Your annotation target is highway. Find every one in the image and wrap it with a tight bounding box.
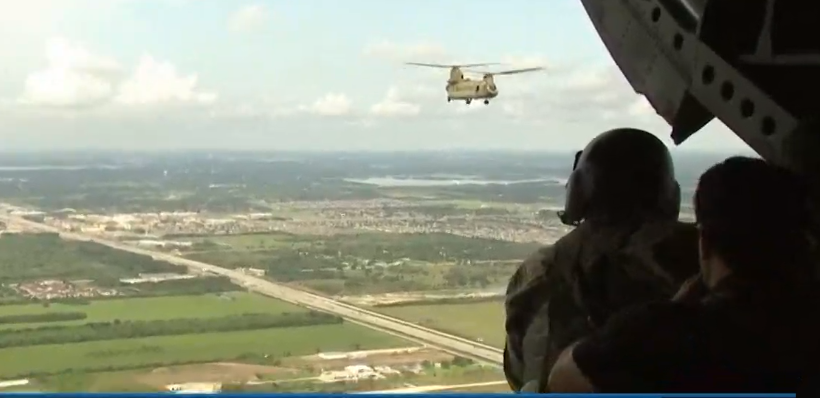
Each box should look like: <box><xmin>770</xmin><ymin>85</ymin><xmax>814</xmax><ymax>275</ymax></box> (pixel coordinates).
<box><xmin>1</xmin><ymin>215</ymin><xmax>504</xmax><ymax>366</ymax></box>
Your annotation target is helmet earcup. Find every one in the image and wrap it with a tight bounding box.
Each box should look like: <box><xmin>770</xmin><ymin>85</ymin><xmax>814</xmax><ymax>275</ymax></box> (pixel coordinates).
<box><xmin>561</xmin><ymin>168</ymin><xmax>591</xmax><ymax>226</ymax></box>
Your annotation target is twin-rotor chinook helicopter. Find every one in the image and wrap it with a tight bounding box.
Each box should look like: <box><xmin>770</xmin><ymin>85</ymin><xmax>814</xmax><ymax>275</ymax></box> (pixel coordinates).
<box><xmin>406</xmin><ymin>62</ymin><xmax>545</xmax><ymax>105</ymax></box>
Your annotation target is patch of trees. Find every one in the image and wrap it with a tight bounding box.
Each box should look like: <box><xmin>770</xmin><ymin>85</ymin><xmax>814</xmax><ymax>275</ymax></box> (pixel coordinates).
<box><xmin>126</xmin><ymin>276</ymin><xmax>242</xmax><ymax>296</ymax></box>
<box><xmin>0</xmin><ymin>311</ymin><xmax>341</xmax><ymax>349</ymax></box>
<box><xmin>186</xmin><ymin>250</ymin><xmax>342</xmax><ymax>283</ymax></box>
<box><xmin>0</xmin><ymin>233</ymin><xmax>186</xmax><ymax>284</ymax></box>
<box><xmin>0</xmin><ymin>311</ymin><xmax>87</xmax><ymax>325</ymax></box>
<box><xmin>373</xmin><ymin>296</ymin><xmax>503</xmax><ymax>308</ymax></box>
<box><xmin>317</xmin><ymin>233</ymin><xmax>540</xmax><ymax>263</ymax></box>
<box><xmin>186</xmin><ymin>232</ymin><xmax>536</xmax><ymax>287</ymax></box>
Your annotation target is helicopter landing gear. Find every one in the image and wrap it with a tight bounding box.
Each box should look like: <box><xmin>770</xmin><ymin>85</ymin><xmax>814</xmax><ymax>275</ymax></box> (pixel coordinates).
<box><xmin>466</xmin><ymin>99</ymin><xmax>472</xmax><ymax>105</ymax></box>
<box><xmin>484</xmin><ymin>100</ymin><xmax>489</xmax><ymax>105</ymax></box>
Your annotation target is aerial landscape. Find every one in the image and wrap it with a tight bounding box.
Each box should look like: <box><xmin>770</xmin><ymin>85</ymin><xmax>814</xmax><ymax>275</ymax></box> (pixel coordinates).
<box><xmin>0</xmin><ymin>0</ymin><xmax>753</xmax><ymax>393</ymax></box>
<box><xmin>0</xmin><ymin>150</ymin><xmax>722</xmax><ymax>392</ymax></box>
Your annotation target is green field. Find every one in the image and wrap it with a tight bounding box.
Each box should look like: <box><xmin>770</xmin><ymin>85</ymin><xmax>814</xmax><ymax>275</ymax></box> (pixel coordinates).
<box><xmin>0</xmin><ymin>292</ymin><xmax>303</xmax><ymax>329</ymax></box>
<box><xmin>380</xmin><ymin>300</ymin><xmax>505</xmax><ymax>348</ymax></box>
<box><xmin>0</xmin><ymin>323</ymin><xmax>406</xmax><ymax>378</ymax></box>
<box><xmin>188</xmin><ymin>232</ymin><xmax>311</xmax><ymax>251</ymax></box>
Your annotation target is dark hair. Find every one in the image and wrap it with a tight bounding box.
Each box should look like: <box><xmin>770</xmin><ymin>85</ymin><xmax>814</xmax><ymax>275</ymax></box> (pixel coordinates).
<box><xmin>694</xmin><ymin>156</ymin><xmax>812</xmax><ymax>278</ymax></box>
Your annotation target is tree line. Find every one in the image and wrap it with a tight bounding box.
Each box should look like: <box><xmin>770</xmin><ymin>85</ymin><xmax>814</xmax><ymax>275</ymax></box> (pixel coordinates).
<box><xmin>0</xmin><ymin>311</ymin><xmax>341</xmax><ymax>349</ymax></box>
<box><xmin>0</xmin><ymin>233</ymin><xmax>186</xmax><ymax>284</ymax></box>
<box><xmin>0</xmin><ymin>312</ymin><xmax>87</xmax><ymax>325</ymax></box>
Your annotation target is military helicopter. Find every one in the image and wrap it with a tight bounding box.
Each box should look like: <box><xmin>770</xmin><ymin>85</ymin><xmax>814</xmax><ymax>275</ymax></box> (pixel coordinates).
<box><xmin>405</xmin><ymin>62</ymin><xmax>545</xmax><ymax>105</ymax></box>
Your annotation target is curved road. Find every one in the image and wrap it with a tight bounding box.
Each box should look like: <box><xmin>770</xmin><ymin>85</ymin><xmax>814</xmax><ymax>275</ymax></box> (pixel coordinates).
<box><xmin>3</xmin><ymin>216</ymin><xmax>504</xmax><ymax>365</ymax></box>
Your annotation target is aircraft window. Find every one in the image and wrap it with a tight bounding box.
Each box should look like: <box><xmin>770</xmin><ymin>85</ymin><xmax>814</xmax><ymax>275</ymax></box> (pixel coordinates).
<box><xmin>761</xmin><ymin>117</ymin><xmax>776</xmax><ymax>136</ymax></box>
<box><xmin>720</xmin><ymin>82</ymin><xmax>735</xmax><ymax>101</ymax></box>
<box><xmin>651</xmin><ymin>7</ymin><xmax>661</xmax><ymax>22</ymax></box>
<box><xmin>702</xmin><ymin>66</ymin><xmax>715</xmax><ymax>84</ymax></box>
<box><xmin>740</xmin><ymin>99</ymin><xmax>755</xmax><ymax>118</ymax></box>
<box><xmin>673</xmin><ymin>34</ymin><xmax>683</xmax><ymax>50</ymax></box>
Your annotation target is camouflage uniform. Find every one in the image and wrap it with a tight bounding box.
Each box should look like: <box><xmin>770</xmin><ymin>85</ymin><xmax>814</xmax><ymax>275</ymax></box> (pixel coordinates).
<box><xmin>503</xmin><ymin>218</ymin><xmax>700</xmax><ymax>392</ymax></box>
<box><xmin>503</xmin><ymin>128</ymin><xmax>700</xmax><ymax>392</ymax></box>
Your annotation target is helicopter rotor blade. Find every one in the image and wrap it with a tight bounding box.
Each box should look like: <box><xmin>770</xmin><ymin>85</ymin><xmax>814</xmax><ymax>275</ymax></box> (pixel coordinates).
<box><xmin>466</xmin><ymin>66</ymin><xmax>546</xmax><ymax>76</ymax></box>
<box><xmin>405</xmin><ymin>62</ymin><xmax>500</xmax><ymax>69</ymax></box>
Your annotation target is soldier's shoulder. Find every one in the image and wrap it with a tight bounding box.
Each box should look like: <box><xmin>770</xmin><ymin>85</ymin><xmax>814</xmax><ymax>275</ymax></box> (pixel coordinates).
<box><xmin>506</xmin><ymin>243</ymin><xmax>559</xmax><ymax>300</ymax></box>
<box><xmin>651</xmin><ymin>221</ymin><xmax>700</xmax><ymax>282</ymax></box>
<box><xmin>518</xmin><ymin>245</ymin><xmax>557</xmax><ymax>278</ymax></box>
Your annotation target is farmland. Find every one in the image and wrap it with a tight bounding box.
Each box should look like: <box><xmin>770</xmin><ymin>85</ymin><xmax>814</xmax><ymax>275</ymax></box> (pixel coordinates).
<box><xmin>0</xmin><ymin>233</ymin><xmax>414</xmax><ymax>390</ymax></box>
<box><xmin>0</xmin><ymin>323</ymin><xmax>405</xmax><ymax>378</ymax></box>
<box><xmin>0</xmin><ymin>293</ymin><xmax>303</xmax><ymax>329</ymax></box>
<box><xmin>378</xmin><ymin>299</ymin><xmax>506</xmax><ymax>348</ymax></box>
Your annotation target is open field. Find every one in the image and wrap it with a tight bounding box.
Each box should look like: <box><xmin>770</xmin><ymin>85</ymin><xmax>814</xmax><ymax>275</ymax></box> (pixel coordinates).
<box><xmin>0</xmin><ymin>292</ymin><xmax>303</xmax><ymax>329</ymax></box>
<box><xmin>0</xmin><ymin>323</ymin><xmax>407</xmax><ymax>378</ymax></box>
<box><xmin>187</xmin><ymin>232</ymin><xmax>312</xmax><ymax>252</ymax></box>
<box><xmin>379</xmin><ymin>300</ymin><xmax>505</xmax><ymax>348</ymax></box>
<box><xmin>236</xmin><ymin>362</ymin><xmax>508</xmax><ymax>393</ymax></box>
<box><xmin>34</xmin><ymin>347</ymin><xmax>494</xmax><ymax>392</ymax></box>
<box><xmin>38</xmin><ymin>363</ymin><xmax>299</xmax><ymax>392</ymax></box>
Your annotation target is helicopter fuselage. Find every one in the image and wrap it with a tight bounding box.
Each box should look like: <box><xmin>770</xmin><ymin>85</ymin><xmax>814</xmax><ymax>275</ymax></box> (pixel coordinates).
<box><xmin>445</xmin><ymin>78</ymin><xmax>498</xmax><ymax>105</ymax></box>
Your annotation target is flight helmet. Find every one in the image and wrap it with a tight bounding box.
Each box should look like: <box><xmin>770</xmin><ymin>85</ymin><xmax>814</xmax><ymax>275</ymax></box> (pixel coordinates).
<box><xmin>559</xmin><ymin>128</ymin><xmax>681</xmax><ymax>226</ymax></box>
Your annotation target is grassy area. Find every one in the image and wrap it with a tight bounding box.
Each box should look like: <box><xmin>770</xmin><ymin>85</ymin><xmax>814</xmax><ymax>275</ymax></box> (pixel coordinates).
<box><xmin>379</xmin><ymin>300</ymin><xmax>505</xmax><ymax>348</ymax></box>
<box><xmin>39</xmin><ymin>371</ymin><xmax>156</xmax><ymax>393</ymax></box>
<box><xmin>0</xmin><ymin>323</ymin><xmax>407</xmax><ymax>378</ymax></box>
<box><xmin>0</xmin><ymin>292</ymin><xmax>303</xmax><ymax>329</ymax></box>
<box><xmin>188</xmin><ymin>232</ymin><xmax>311</xmax><ymax>251</ymax></box>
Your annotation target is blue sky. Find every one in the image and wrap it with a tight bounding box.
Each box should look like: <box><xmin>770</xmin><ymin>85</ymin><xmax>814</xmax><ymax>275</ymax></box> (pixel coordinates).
<box><xmin>0</xmin><ymin>0</ymin><xmax>752</xmax><ymax>153</ymax></box>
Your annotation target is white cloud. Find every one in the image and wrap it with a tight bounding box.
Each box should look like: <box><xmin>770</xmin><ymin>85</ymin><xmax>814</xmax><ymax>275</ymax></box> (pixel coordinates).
<box><xmin>115</xmin><ymin>55</ymin><xmax>217</xmax><ymax>106</ymax></box>
<box><xmin>19</xmin><ymin>38</ymin><xmax>122</xmax><ymax>108</ymax></box>
<box><xmin>370</xmin><ymin>87</ymin><xmax>421</xmax><ymax>117</ymax></box>
<box><xmin>227</xmin><ymin>4</ymin><xmax>269</xmax><ymax>33</ymax></box>
<box><xmin>363</xmin><ymin>39</ymin><xmax>447</xmax><ymax>61</ymax></box>
<box><xmin>303</xmin><ymin>93</ymin><xmax>352</xmax><ymax>116</ymax></box>
<box><xmin>17</xmin><ymin>38</ymin><xmax>217</xmax><ymax>109</ymax></box>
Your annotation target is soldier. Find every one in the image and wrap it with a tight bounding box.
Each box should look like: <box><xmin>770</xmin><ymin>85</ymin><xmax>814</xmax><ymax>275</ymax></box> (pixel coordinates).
<box><xmin>504</xmin><ymin>128</ymin><xmax>700</xmax><ymax>392</ymax></box>
<box><xmin>547</xmin><ymin>156</ymin><xmax>820</xmax><ymax>392</ymax></box>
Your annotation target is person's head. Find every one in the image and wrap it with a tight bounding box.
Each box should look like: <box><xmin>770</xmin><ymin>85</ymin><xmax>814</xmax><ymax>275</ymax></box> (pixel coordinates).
<box><xmin>694</xmin><ymin>156</ymin><xmax>812</xmax><ymax>286</ymax></box>
<box><xmin>560</xmin><ymin>128</ymin><xmax>680</xmax><ymax>226</ymax></box>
